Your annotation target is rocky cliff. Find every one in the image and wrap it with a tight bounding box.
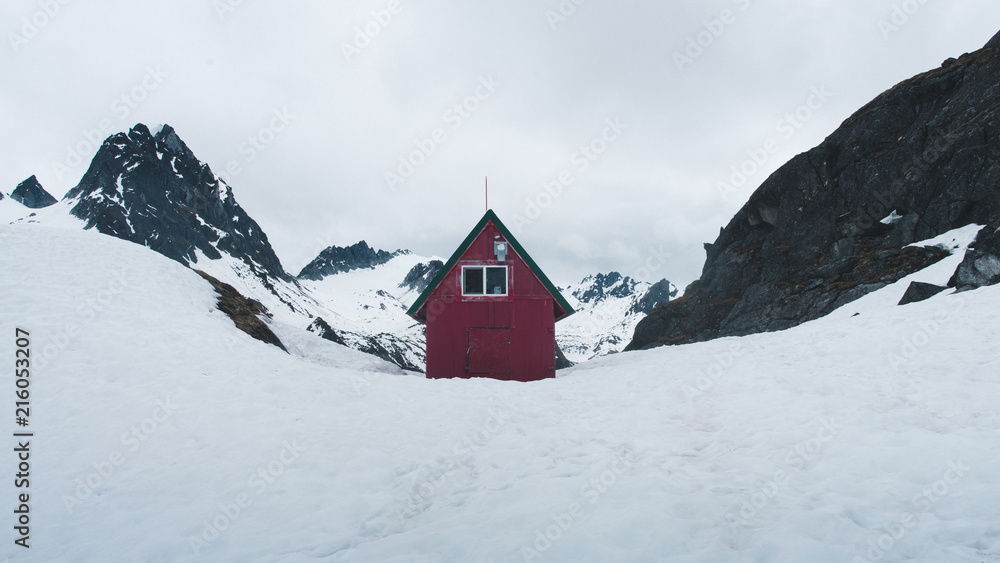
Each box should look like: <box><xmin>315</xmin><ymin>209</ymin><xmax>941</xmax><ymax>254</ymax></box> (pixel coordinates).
<box><xmin>629</xmin><ymin>31</ymin><xmax>1000</xmax><ymax>350</ymax></box>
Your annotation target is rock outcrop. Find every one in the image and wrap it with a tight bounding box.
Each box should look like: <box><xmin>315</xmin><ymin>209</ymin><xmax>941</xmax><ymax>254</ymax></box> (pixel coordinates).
<box><xmin>194</xmin><ymin>269</ymin><xmax>287</xmax><ymax>352</ymax></box>
<box><xmin>949</xmin><ymin>224</ymin><xmax>1000</xmax><ymax>291</ymax></box>
<box><xmin>629</xmin><ymin>33</ymin><xmax>1000</xmax><ymax>350</ymax></box>
<box><xmin>11</xmin><ymin>175</ymin><xmax>57</xmax><ymax>208</ymax></box>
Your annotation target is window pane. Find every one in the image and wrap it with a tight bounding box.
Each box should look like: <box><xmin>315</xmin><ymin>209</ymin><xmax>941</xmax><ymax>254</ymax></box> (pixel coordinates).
<box><xmin>463</xmin><ymin>267</ymin><xmax>484</xmax><ymax>295</ymax></box>
<box><xmin>486</xmin><ymin>267</ymin><xmax>507</xmax><ymax>295</ymax></box>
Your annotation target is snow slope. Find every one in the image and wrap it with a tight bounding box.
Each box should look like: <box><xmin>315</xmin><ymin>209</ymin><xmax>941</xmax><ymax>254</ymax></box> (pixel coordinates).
<box><xmin>2</xmin><ymin>222</ymin><xmax>999</xmax><ymax>562</ymax></box>
<box><xmin>0</xmin><ymin>196</ymin><xmax>36</xmax><ymax>224</ymax></box>
<box><xmin>297</xmin><ymin>252</ymin><xmax>440</xmax><ymax>370</ymax></box>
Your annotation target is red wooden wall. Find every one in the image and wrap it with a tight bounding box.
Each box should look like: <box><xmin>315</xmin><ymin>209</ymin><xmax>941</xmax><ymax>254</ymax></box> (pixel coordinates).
<box><xmin>424</xmin><ymin>222</ymin><xmax>556</xmax><ymax>382</ymax></box>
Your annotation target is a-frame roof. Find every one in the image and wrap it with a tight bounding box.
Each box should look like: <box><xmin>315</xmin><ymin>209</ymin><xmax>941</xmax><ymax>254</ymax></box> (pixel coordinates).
<box><xmin>406</xmin><ymin>209</ymin><xmax>575</xmax><ymax>322</ymax></box>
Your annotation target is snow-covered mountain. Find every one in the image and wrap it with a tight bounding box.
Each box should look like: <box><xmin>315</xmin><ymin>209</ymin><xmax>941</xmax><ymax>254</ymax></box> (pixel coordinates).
<box><xmin>4</xmin><ymin>124</ymin><xmax>436</xmax><ymax>371</ymax></box>
<box><xmin>298</xmin><ymin>241</ymin><xmax>410</xmax><ymax>280</ymax></box>
<box><xmin>65</xmin><ymin>124</ymin><xmax>289</xmax><ymax>281</ymax></box>
<box><xmin>297</xmin><ymin>251</ymin><xmax>680</xmax><ymax>368</ymax></box>
<box><xmin>3</xmin><ymin>123</ymin><xmax>679</xmax><ymax>372</ymax></box>
<box><xmin>46</xmin><ymin>123</ymin><xmax>324</xmax><ymax>326</ymax></box>
<box><xmin>4</xmin><ymin>218</ymin><xmax>999</xmax><ymax>561</ymax></box>
<box><xmin>557</xmin><ymin>272</ymin><xmax>678</xmax><ymax>363</ymax></box>
<box><xmin>297</xmin><ymin>249</ymin><xmax>445</xmax><ymax>372</ymax></box>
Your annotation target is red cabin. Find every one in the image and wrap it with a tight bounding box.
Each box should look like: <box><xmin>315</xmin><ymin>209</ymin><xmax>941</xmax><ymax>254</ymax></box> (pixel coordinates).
<box><xmin>407</xmin><ymin>210</ymin><xmax>575</xmax><ymax>381</ymax></box>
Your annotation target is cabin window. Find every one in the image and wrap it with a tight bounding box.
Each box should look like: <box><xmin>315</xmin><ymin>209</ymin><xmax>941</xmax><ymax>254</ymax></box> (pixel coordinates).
<box><xmin>462</xmin><ymin>266</ymin><xmax>507</xmax><ymax>296</ymax></box>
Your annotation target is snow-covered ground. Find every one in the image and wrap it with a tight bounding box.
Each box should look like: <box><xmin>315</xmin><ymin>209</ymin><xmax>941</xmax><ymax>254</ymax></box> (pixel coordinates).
<box><xmin>2</xmin><ymin>222</ymin><xmax>999</xmax><ymax>562</ymax></box>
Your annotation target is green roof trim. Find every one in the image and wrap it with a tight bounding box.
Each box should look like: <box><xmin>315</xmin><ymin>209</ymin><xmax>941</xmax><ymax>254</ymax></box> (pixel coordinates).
<box><xmin>406</xmin><ymin>209</ymin><xmax>575</xmax><ymax>322</ymax></box>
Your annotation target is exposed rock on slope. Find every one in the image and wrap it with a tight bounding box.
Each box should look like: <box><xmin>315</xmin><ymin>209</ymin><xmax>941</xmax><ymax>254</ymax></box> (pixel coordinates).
<box><xmin>629</xmin><ymin>33</ymin><xmax>1000</xmax><ymax>350</ymax></box>
<box><xmin>11</xmin><ymin>175</ymin><xmax>57</xmax><ymax>208</ymax></box>
<box><xmin>898</xmin><ymin>281</ymin><xmax>947</xmax><ymax>306</ymax></box>
<box><xmin>193</xmin><ymin>269</ymin><xmax>287</xmax><ymax>352</ymax></box>
<box><xmin>949</xmin><ymin>223</ymin><xmax>1000</xmax><ymax>291</ymax></box>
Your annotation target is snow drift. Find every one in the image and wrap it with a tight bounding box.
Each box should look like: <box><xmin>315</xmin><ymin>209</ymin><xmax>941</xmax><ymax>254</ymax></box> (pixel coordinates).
<box><xmin>2</xmin><ymin>222</ymin><xmax>999</xmax><ymax>562</ymax></box>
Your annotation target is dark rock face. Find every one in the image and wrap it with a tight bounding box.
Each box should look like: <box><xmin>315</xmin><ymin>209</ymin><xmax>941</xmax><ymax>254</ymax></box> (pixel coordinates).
<box><xmin>400</xmin><ymin>260</ymin><xmax>444</xmax><ymax>293</ymax></box>
<box><xmin>306</xmin><ymin>317</ymin><xmax>347</xmax><ymax>346</ymax></box>
<box><xmin>898</xmin><ymin>281</ymin><xmax>948</xmax><ymax>305</ymax></box>
<box><xmin>298</xmin><ymin>241</ymin><xmax>407</xmax><ymax>281</ymax></box>
<box><xmin>11</xmin><ymin>176</ymin><xmax>57</xmax><ymax>208</ymax></box>
<box><xmin>949</xmin><ymin>224</ymin><xmax>1000</xmax><ymax>291</ymax></box>
<box><xmin>194</xmin><ymin>270</ymin><xmax>287</xmax><ymax>352</ymax></box>
<box><xmin>629</xmin><ymin>35</ymin><xmax>1000</xmax><ymax>350</ymax></box>
<box><xmin>555</xmin><ymin>342</ymin><xmax>574</xmax><ymax>370</ymax></box>
<box><xmin>65</xmin><ymin>124</ymin><xmax>290</xmax><ymax>281</ymax></box>
<box><xmin>630</xmin><ymin>278</ymin><xmax>678</xmax><ymax>315</ymax></box>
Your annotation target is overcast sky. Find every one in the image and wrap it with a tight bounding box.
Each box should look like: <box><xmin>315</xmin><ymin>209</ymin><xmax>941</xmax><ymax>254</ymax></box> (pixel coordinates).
<box><xmin>3</xmin><ymin>1</ymin><xmax>999</xmax><ymax>287</ymax></box>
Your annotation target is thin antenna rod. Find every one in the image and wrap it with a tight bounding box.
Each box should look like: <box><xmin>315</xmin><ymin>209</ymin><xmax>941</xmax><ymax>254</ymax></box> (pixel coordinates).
<box><xmin>485</xmin><ymin>176</ymin><xmax>488</xmax><ymax>212</ymax></box>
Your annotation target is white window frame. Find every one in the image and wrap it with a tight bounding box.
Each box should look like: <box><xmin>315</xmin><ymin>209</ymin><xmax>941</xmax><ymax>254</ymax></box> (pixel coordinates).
<box><xmin>462</xmin><ymin>265</ymin><xmax>508</xmax><ymax>296</ymax></box>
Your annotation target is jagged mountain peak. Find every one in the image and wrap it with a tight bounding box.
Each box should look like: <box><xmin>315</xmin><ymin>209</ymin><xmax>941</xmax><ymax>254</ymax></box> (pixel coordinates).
<box><xmin>571</xmin><ymin>271</ymin><xmax>641</xmax><ymax>304</ymax></box>
<box><xmin>298</xmin><ymin>240</ymin><xmax>409</xmax><ymax>281</ymax></box>
<box><xmin>63</xmin><ymin>123</ymin><xmax>289</xmax><ymax>281</ymax></box>
<box><xmin>11</xmin><ymin>175</ymin><xmax>57</xmax><ymax>209</ymax></box>
<box><xmin>557</xmin><ymin>272</ymin><xmax>677</xmax><ymax>363</ymax></box>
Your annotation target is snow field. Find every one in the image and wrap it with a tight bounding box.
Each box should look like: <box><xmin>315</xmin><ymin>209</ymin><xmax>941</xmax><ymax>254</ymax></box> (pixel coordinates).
<box><xmin>1</xmin><ymin>222</ymin><xmax>999</xmax><ymax>562</ymax></box>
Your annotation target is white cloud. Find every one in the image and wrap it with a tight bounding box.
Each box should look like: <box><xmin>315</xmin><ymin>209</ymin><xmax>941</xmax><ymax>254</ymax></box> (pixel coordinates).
<box><xmin>2</xmin><ymin>0</ymin><xmax>998</xmax><ymax>286</ymax></box>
